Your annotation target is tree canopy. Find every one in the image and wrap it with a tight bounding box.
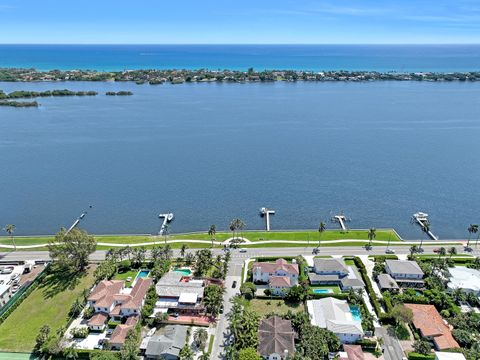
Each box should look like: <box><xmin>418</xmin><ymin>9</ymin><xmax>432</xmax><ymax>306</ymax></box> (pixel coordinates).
<box><xmin>48</xmin><ymin>228</ymin><xmax>96</xmax><ymax>272</ymax></box>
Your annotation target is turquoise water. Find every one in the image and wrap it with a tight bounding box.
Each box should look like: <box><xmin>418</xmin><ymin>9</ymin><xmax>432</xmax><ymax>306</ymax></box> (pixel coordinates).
<box><xmin>1</xmin><ymin>44</ymin><xmax>480</xmax><ymax>72</ymax></box>
<box><xmin>137</xmin><ymin>270</ymin><xmax>150</xmax><ymax>278</ymax></box>
<box><xmin>1</xmin><ymin>80</ymin><xmax>480</xmax><ymax>238</ymax></box>
<box><xmin>349</xmin><ymin>305</ymin><xmax>362</xmax><ymax>322</ymax></box>
<box><xmin>313</xmin><ymin>289</ymin><xmax>333</xmax><ymax>294</ymax></box>
<box><xmin>174</xmin><ymin>268</ymin><xmax>192</xmax><ymax>276</ymax></box>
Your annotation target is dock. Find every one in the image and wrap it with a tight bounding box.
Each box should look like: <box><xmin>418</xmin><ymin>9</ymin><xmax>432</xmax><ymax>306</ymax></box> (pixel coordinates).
<box><xmin>412</xmin><ymin>212</ymin><xmax>438</xmax><ymax>240</ymax></box>
<box><xmin>332</xmin><ymin>213</ymin><xmax>349</xmax><ymax>231</ymax></box>
<box><xmin>65</xmin><ymin>206</ymin><xmax>92</xmax><ymax>235</ymax></box>
<box><xmin>260</xmin><ymin>207</ymin><xmax>275</xmax><ymax>231</ymax></box>
<box><xmin>158</xmin><ymin>213</ymin><xmax>174</xmax><ymax>235</ymax></box>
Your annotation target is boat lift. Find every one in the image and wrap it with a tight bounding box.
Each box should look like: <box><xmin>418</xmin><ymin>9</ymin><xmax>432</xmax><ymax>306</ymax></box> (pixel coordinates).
<box><xmin>158</xmin><ymin>213</ymin><xmax>174</xmax><ymax>235</ymax></box>
<box><xmin>412</xmin><ymin>212</ymin><xmax>438</xmax><ymax>240</ymax></box>
<box><xmin>260</xmin><ymin>207</ymin><xmax>275</xmax><ymax>231</ymax></box>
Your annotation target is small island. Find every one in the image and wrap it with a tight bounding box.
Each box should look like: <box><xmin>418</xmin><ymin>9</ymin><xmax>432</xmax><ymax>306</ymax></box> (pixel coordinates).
<box><xmin>105</xmin><ymin>91</ymin><xmax>133</xmax><ymax>96</ymax></box>
<box><xmin>0</xmin><ymin>89</ymin><xmax>98</xmax><ymax>98</ymax></box>
<box><xmin>0</xmin><ymin>100</ymin><xmax>38</xmax><ymax>107</ymax></box>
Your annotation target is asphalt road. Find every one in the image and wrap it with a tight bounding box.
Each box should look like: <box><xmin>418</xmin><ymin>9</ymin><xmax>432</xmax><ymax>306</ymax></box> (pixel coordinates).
<box><xmin>0</xmin><ymin>243</ymin><xmax>474</xmax><ymax>262</ymax></box>
<box><xmin>376</xmin><ymin>326</ymin><xmax>405</xmax><ymax>360</ymax></box>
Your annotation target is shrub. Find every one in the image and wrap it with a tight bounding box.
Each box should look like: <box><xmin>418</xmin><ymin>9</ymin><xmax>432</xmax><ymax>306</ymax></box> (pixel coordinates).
<box><xmin>70</xmin><ymin>327</ymin><xmax>89</xmax><ymax>338</ymax></box>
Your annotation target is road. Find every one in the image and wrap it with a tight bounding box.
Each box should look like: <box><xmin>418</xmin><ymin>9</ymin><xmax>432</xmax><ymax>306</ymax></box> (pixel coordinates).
<box><xmin>376</xmin><ymin>326</ymin><xmax>405</xmax><ymax>360</ymax></box>
<box><xmin>0</xmin><ymin>243</ymin><xmax>475</xmax><ymax>262</ymax></box>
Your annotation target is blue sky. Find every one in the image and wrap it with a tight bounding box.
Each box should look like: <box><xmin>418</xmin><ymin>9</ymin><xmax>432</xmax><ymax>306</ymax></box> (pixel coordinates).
<box><xmin>1</xmin><ymin>0</ymin><xmax>479</xmax><ymax>44</ymax></box>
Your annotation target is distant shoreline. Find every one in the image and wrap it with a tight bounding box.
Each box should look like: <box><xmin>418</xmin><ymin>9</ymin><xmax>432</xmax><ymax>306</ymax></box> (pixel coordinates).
<box><xmin>1</xmin><ymin>68</ymin><xmax>480</xmax><ymax>84</ymax></box>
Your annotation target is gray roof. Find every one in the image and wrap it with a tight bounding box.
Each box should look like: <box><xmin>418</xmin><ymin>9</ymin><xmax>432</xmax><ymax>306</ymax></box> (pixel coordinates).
<box><xmin>308</xmin><ymin>273</ymin><xmax>340</xmax><ymax>282</ymax></box>
<box><xmin>157</xmin><ymin>272</ymin><xmax>184</xmax><ymax>285</ymax></box>
<box><xmin>313</xmin><ymin>258</ymin><xmax>349</xmax><ymax>274</ymax></box>
<box><xmin>156</xmin><ymin>271</ymin><xmax>204</xmax><ymax>298</ymax></box>
<box><xmin>385</xmin><ymin>260</ymin><xmax>424</xmax><ymax>276</ymax></box>
<box><xmin>258</xmin><ymin>316</ymin><xmax>296</xmax><ymax>357</ymax></box>
<box><xmin>145</xmin><ymin>325</ymin><xmax>188</xmax><ymax>358</ymax></box>
<box><xmin>377</xmin><ymin>274</ymin><xmax>399</xmax><ymax>289</ymax></box>
<box><xmin>341</xmin><ymin>278</ymin><xmax>365</xmax><ymax>288</ymax></box>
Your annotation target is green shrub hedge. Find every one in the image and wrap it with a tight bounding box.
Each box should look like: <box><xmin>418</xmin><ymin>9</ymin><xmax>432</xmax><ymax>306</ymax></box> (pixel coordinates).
<box><xmin>407</xmin><ymin>352</ymin><xmax>435</xmax><ymax>360</ymax></box>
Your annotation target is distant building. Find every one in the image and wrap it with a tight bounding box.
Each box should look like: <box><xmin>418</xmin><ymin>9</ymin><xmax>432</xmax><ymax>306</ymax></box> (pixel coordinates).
<box><xmin>385</xmin><ymin>260</ymin><xmax>424</xmax><ymax>288</ymax></box>
<box><xmin>258</xmin><ymin>316</ymin><xmax>296</xmax><ymax>360</ymax></box>
<box><xmin>404</xmin><ymin>304</ymin><xmax>459</xmax><ymax>350</ymax></box>
<box><xmin>145</xmin><ymin>325</ymin><xmax>188</xmax><ymax>360</ymax></box>
<box><xmin>252</xmin><ymin>259</ymin><xmax>299</xmax><ymax>295</ymax></box>
<box><xmin>306</xmin><ymin>298</ymin><xmax>363</xmax><ymax>343</ymax></box>
<box><xmin>308</xmin><ymin>258</ymin><xmax>364</xmax><ymax>291</ymax></box>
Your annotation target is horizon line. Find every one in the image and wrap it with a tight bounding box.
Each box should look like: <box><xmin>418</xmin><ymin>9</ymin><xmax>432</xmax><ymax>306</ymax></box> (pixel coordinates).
<box><xmin>1</xmin><ymin>43</ymin><xmax>480</xmax><ymax>46</ymax></box>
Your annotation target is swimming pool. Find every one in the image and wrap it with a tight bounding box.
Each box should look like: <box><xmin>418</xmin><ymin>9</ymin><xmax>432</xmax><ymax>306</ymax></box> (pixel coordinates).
<box><xmin>173</xmin><ymin>268</ymin><xmax>192</xmax><ymax>276</ymax></box>
<box><xmin>349</xmin><ymin>305</ymin><xmax>362</xmax><ymax>322</ymax></box>
<box><xmin>312</xmin><ymin>289</ymin><xmax>333</xmax><ymax>294</ymax></box>
<box><xmin>137</xmin><ymin>270</ymin><xmax>150</xmax><ymax>278</ymax></box>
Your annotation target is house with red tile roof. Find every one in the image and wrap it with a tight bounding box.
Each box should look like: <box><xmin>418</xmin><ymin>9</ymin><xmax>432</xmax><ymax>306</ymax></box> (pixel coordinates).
<box><xmin>404</xmin><ymin>304</ymin><xmax>459</xmax><ymax>351</ymax></box>
<box><xmin>339</xmin><ymin>345</ymin><xmax>365</xmax><ymax>360</ymax></box>
<box><xmin>110</xmin><ymin>315</ymin><xmax>139</xmax><ymax>350</ymax></box>
<box><xmin>252</xmin><ymin>259</ymin><xmax>299</xmax><ymax>295</ymax></box>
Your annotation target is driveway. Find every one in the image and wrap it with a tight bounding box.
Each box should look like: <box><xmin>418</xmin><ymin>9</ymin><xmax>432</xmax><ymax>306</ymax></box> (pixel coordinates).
<box><xmin>375</xmin><ymin>326</ymin><xmax>405</xmax><ymax>360</ymax></box>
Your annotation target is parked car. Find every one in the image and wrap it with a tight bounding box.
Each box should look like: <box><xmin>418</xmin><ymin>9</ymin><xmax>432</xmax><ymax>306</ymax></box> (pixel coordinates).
<box><xmin>232</xmin><ymin>280</ymin><xmax>237</xmax><ymax>288</ymax></box>
<box><xmin>239</xmin><ymin>248</ymin><xmax>247</xmax><ymax>253</ymax></box>
<box><xmin>385</xmin><ymin>249</ymin><xmax>395</xmax><ymax>254</ymax></box>
<box><xmin>433</xmin><ymin>248</ymin><xmax>441</xmax><ymax>253</ymax></box>
<box><xmin>312</xmin><ymin>248</ymin><xmax>319</xmax><ymax>254</ymax></box>
<box><xmin>220</xmin><ymin>304</ymin><xmax>224</xmax><ymax>314</ymax></box>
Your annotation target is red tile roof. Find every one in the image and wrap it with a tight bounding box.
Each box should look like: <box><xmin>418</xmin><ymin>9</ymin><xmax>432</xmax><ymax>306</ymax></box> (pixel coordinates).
<box><xmin>88</xmin><ymin>280</ymin><xmax>124</xmax><ymax>308</ymax></box>
<box><xmin>269</xmin><ymin>276</ymin><xmax>291</xmax><ymax>287</ymax></box>
<box><xmin>87</xmin><ymin>312</ymin><xmax>108</xmax><ymax>327</ymax></box>
<box><xmin>110</xmin><ymin>315</ymin><xmax>139</xmax><ymax>345</ymax></box>
<box><xmin>404</xmin><ymin>304</ymin><xmax>459</xmax><ymax>350</ymax></box>
<box><xmin>344</xmin><ymin>345</ymin><xmax>365</xmax><ymax>360</ymax></box>
<box><xmin>252</xmin><ymin>258</ymin><xmax>299</xmax><ymax>275</ymax></box>
<box><xmin>121</xmin><ymin>278</ymin><xmax>153</xmax><ymax>310</ymax></box>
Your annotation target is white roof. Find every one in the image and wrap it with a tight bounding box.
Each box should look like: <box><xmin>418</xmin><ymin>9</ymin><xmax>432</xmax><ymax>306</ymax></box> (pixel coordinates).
<box><xmin>447</xmin><ymin>267</ymin><xmax>480</xmax><ymax>292</ymax></box>
<box><xmin>435</xmin><ymin>352</ymin><xmax>466</xmax><ymax>360</ymax></box>
<box><xmin>178</xmin><ymin>292</ymin><xmax>197</xmax><ymax>304</ymax></box>
<box><xmin>0</xmin><ymin>284</ymin><xmax>10</xmax><ymax>295</ymax></box>
<box><xmin>306</xmin><ymin>298</ymin><xmax>363</xmax><ymax>335</ymax></box>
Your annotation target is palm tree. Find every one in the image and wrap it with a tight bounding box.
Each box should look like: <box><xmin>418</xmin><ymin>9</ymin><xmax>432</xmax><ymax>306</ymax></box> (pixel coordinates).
<box><xmin>235</xmin><ymin>218</ymin><xmax>246</xmax><ymax>240</ymax></box>
<box><xmin>318</xmin><ymin>222</ymin><xmax>326</xmax><ymax>249</ymax></box>
<box><xmin>229</xmin><ymin>220</ymin><xmax>236</xmax><ymax>242</ymax></box>
<box><xmin>163</xmin><ymin>224</ymin><xmax>169</xmax><ymax>245</ymax></box>
<box><xmin>367</xmin><ymin>227</ymin><xmax>376</xmax><ymax>248</ymax></box>
<box><xmin>163</xmin><ymin>244</ymin><xmax>173</xmax><ymax>261</ymax></box>
<box><xmin>208</xmin><ymin>224</ymin><xmax>216</xmax><ymax>247</ymax></box>
<box><xmin>3</xmin><ymin>224</ymin><xmax>16</xmax><ymax>250</ymax></box>
<box><xmin>467</xmin><ymin>224</ymin><xmax>478</xmax><ymax>248</ymax></box>
<box><xmin>448</xmin><ymin>246</ymin><xmax>457</xmax><ymax>259</ymax></box>
<box><xmin>180</xmin><ymin>244</ymin><xmax>188</xmax><ymax>258</ymax></box>
<box><xmin>63</xmin><ymin>345</ymin><xmax>78</xmax><ymax>359</ymax></box>
<box><xmin>438</xmin><ymin>247</ymin><xmax>446</xmax><ymax>258</ymax></box>
<box><xmin>194</xmin><ymin>328</ymin><xmax>208</xmax><ymax>349</ymax></box>
<box><xmin>409</xmin><ymin>245</ymin><xmax>418</xmax><ymax>257</ymax></box>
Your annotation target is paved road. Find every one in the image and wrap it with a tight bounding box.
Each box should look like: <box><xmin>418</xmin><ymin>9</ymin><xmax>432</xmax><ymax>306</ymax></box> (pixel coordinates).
<box><xmin>0</xmin><ymin>244</ymin><xmax>475</xmax><ymax>262</ymax></box>
<box><xmin>376</xmin><ymin>326</ymin><xmax>405</xmax><ymax>360</ymax></box>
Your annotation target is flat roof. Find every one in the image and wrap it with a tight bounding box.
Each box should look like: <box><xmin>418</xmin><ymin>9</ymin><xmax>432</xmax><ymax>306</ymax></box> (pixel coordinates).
<box><xmin>447</xmin><ymin>267</ymin><xmax>480</xmax><ymax>292</ymax></box>
<box><xmin>178</xmin><ymin>292</ymin><xmax>198</xmax><ymax>304</ymax></box>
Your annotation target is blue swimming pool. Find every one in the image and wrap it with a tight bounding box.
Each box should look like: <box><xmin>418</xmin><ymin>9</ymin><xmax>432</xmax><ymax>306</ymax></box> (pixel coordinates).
<box><xmin>136</xmin><ymin>270</ymin><xmax>150</xmax><ymax>279</ymax></box>
<box><xmin>312</xmin><ymin>289</ymin><xmax>333</xmax><ymax>294</ymax></box>
<box><xmin>349</xmin><ymin>305</ymin><xmax>362</xmax><ymax>322</ymax></box>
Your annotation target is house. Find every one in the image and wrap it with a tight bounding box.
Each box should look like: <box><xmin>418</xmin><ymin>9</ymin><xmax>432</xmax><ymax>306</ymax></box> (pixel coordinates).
<box><xmin>87</xmin><ymin>277</ymin><xmax>152</xmax><ymax>334</ymax></box>
<box><xmin>252</xmin><ymin>259</ymin><xmax>299</xmax><ymax>284</ymax></box>
<box><xmin>385</xmin><ymin>260</ymin><xmax>424</xmax><ymax>288</ymax></box>
<box><xmin>376</xmin><ymin>274</ymin><xmax>399</xmax><ymax>292</ymax></box>
<box><xmin>110</xmin><ymin>315</ymin><xmax>139</xmax><ymax>350</ymax></box>
<box><xmin>338</xmin><ymin>344</ymin><xmax>365</xmax><ymax>360</ymax></box>
<box><xmin>308</xmin><ymin>259</ymin><xmax>364</xmax><ymax>291</ymax></box>
<box><xmin>155</xmin><ymin>272</ymin><xmax>204</xmax><ymax>315</ymax></box>
<box><xmin>258</xmin><ymin>316</ymin><xmax>296</xmax><ymax>360</ymax></box>
<box><xmin>252</xmin><ymin>259</ymin><xmax>299</xmax><ymax>295</ymax></box>
<box><xmin>306</xmin><ymin>298</ymin><xmax>363</xmax><ymax>343</ymax></box>
<box><xmin>404</xmin><ymin>304</ymin><xmax>459</xmax><ymax>350</ymax></box>
<box><xmin>145</xmin><ymin>325</ymin><xmax>188</xmax><ymax>360</ymax></box>
<box><xmin>434</xmin><ymin>352</ymin><xmax>466</xmax><ymax>360</ymax></box>
<box><xmin>447</xmin><ymin>267</ymin><xmax>480</xmax><ymax>296</ymax></box>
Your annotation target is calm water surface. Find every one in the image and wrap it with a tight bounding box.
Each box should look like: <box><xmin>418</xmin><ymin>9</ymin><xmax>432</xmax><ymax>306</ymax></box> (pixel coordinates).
<box><xmin>1</xmin><ymin>81</ymin><xmax>479</xmax><ymax>238</ymax></box>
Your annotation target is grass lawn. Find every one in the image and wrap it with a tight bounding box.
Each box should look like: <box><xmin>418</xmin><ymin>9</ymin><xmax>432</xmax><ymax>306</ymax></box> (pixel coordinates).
<box><xmin>208</xmin><ymin>335</ymin><xmax>214</xmax><ymax>353</ymax></box>
<box><xmin>113</xmin><ymin>269</ymin><xmax>138</xmax><ymax>287</ymax></box>
<box><xmin>344</xmin><ymin>259</ymin><xmax>356</xmax><ymax>266</ymax></box>
<box><xmin>0</xmin><ymin>266</ymin><xmax>96</xmax><ymax>352</ymax></box>
<box><xmin>248</xmin><ymin>298</ymin><xmax>304</xmax><ymax>317</ymax></box>
<box><xmin>310</xmin><ymin>285</ymin><xmax>341</xmax><ymax>294</ymax></box>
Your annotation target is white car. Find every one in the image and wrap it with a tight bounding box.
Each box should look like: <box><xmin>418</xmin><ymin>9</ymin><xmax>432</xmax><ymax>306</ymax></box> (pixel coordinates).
<box><xmin>385</xmin><ymin>249</ymin><xmax>395</xmax><ymax>254</ymax></box>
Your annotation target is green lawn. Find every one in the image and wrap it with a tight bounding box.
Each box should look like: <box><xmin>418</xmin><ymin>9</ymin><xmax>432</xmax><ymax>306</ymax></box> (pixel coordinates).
<box><xmin>248</xmin><ymin>299</ymin><xmax>304</xmax><ymax>317</ymax></box>
<box><xmin>0</xmin><ymin>266</ymin><xmax>96</xmax><ymax>352</ymax></box>
<box><xmin>113</xmin><ymin>269</ymin><xmax>138</xmax><ymax>287</ymax></box>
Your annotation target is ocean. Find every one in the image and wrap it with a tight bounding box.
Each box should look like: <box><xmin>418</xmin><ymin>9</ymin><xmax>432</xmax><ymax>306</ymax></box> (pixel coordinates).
<box><xmin>1</xmin><ymin>44</ymin><xmax>480</xmax><ymax>72</ymax></box>
<box><xmin>1</xmin><ymin>78</ymin><xmax>479</xmax><ymax>238</ymax></box>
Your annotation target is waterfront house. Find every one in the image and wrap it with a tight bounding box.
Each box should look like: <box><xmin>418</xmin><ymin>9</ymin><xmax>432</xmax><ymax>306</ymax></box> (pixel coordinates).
<box><xmin>306</xmin><ymin>298</ymin><xmax>363</xmax><ymax>343</ymax></box>
<box><xmin>404</xmin><ymin>304</ymin><xmax>459</xmax><ymax>350</ymax></box>
<box><xmin>252</xmin><ymin>259</ymin><xmax>299</xmax><ymax>295</ymax></box>
<box><xmin>110</xmin><ymin>315</ymin><xmax>139</xmax><ymax>350</ymax></box>
<box><xmin>385</xmin><ymin>260</ymin><xmax>424</xmax><ymax>288</ymax></box>
<box><xmin>308</xmin><ymin>258</ymin><xmax>364</xmax><ymax>291</ymax></box>
<box><xmin>376</xmin><ymin>274</ymin><xmax>399</xmax><ymax>292</ymax></box>
<box><xmin>258</xmin><ymin>316</ymin><xmax>296</xmax><ymax>360</ymax></box>
<box><xmin>446</xmin><ymin>267</ymin><xmax>480</xmax><ymax>296</ymax></box>
<box><xmin>145</xmin><ymin>325</ymin><xmax>188</xmax><ymax>360</ymax></box>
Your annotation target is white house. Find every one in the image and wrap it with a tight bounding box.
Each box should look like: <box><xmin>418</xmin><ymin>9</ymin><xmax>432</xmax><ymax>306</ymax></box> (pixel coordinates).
<box><xmin>447</xmin><ymin>267</ymin><xmax>480</xmax><ymax>296</ymax></box>
<box><xmin>252</xmin><ymin>258</ymin><xmax>299</xmax><ymax>290</ymax></box>
<box><xmin>307</xmin><ymin>298</ymin><xmax>363</xmax><ymax>344</ymax></box>
<box><xmin>435</xmin><ymin>352</ymin><xmax>467</xmax><ymax>360</ymax></box>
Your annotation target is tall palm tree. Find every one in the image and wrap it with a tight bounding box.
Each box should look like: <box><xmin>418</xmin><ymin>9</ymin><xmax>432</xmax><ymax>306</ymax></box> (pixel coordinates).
<box><xmin>229</xmin><ymin>220</ymin><xmax>236</xmax><ymax>241</ymax></box>
<box><xmin>318</xmin><ymin>222</ymin><xmax>326</xmax><ymax>248</ymax></box>
<box><xmin>448</xmin><ymin>246</ymin><xmax>457</xmax><ymax>259</ymax></box>
<box><xmin>438</xmin><ymin>247</ymin><xmax>446</xmax><ymax>258</ymax></box>
<box><xmin>180</xmin><ymin>244</ymin><xmax>188</xmax><ymax>258</ymax></box>
<box><xmin>409</xmin><ymin>245</ymin><xmax>418</xmax><ymax>257</ymax></box>
<box><xmin>367</xmin><ymin>227</ymin><xmax>376</xmax><ymax>247</ymax></box>
<box><xmin>467</xmin><ymin>224</ymin><xmax>478</xmax><ymax>248</ymax></box>
<box><xmin>208</xmin><ymin>224</ymin><xmax>216</xmax><ymax>247</ymax></box>
<box><xmin>3</xmin><ymin>224</ymin><xmax>16</xmax><ymax>250</ymax></box>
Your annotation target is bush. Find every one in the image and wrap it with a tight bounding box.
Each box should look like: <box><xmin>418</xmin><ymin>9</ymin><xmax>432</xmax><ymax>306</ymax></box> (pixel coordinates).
<box><xmin>352</xmin><ymin>257</ymin><xmax>382</xmax><ymax>317</ymax></box>
<box><xmin>408</xmin><ymin>352</ymin><xmax>435</xmax><ymax>360</ymax></box>
<box><xmin>70</xmin><ymin>327</ymin><xmax>89</xmax><ymax>338</ymax></box>
<box><xmin>355</xmin><ymin>338</ymin><xmax>377</xmax><ymax>350</ymax></box>
<box><xmin>240</xmin><ymin>282</ymin><xmax>257</xmax><ymax>300</ymax></box>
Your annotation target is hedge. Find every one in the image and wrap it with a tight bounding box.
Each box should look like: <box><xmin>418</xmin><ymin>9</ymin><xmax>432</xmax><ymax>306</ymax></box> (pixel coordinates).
<box><xmin>356</xmin><ymin>339</ymin><xmax>377</xmax><ymax>350</ymax></box>
<box><xmin>351</xmin><ymin>257</ymin><xmax>382</xmax><ymax>317</ymax></box>
<box><xmin>407</xmin><ymin>352</ymin><xmax>435</xmax><ymax>360</ymax></box>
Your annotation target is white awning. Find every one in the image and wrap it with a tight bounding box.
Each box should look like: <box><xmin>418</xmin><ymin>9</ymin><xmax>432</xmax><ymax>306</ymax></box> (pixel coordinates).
<box><xmin>178</xmin><ymin>292</ymin><xmax>197</xmax><ymax>304</ymax></box>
